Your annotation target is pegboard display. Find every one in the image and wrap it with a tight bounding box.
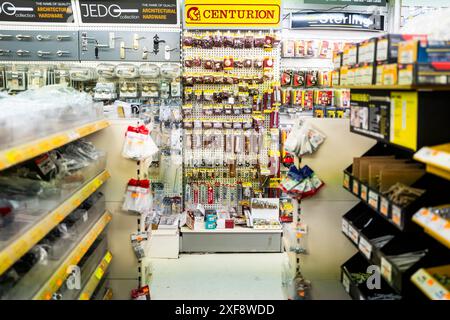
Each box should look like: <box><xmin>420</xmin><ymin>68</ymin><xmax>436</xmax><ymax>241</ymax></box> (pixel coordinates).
<box><xmin>181</xmin><ymin>30</ymin><xmax>282</xmax><ymax>219</ymax></box>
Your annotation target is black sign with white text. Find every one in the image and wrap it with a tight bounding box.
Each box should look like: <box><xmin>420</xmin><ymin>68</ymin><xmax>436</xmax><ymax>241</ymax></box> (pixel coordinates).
<box><xmin>78</xmin><ymin>0</ymin><xmax>178</xmax><ymax>24</ymax></box>
<box><xmin>290</xmin><ymin>12</ymin><xmax>385</xmax><ymax>31</ymax></box>
<box><xmin>0</xmin><ymin>0</ymin><xmax>74</xmax><ymax>23</ymax></box>
<box><xmin>304</xmin><ymin>0</ymin><xmax>386</xmax><ymax>6</ymax></box>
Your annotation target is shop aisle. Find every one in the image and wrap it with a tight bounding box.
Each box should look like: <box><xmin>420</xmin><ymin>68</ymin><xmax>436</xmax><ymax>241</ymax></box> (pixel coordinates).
<box><xmin>150</xmin><ymin>253</ymin><xmax>286</xmax><ymax>300</ymax></box>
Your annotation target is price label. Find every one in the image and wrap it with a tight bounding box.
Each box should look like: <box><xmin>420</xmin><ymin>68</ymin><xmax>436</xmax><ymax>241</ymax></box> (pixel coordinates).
<box><xmin>105</xmin><ymin>252</ymin><xmax>112</xmax><ymax>264</ymax></box>
<box><xmin>391</xmin><ymin>205</ymin><xmax>402</xmax><ymax>227</ymax></box>
<box><xmin>343</xmin><ymin>173</ymin><xmax>350</xmax><ymax>189</ymax></box>
<box><xmin>352</xmin><ymin>180</ymin><xmax>359</xmax><ymax>196</ymax></box>
<box><xmin>360</xmin><ymin>184</ymin><xmax>368</xmax><ymax>202</ymax></box>
<box><xmin>358</xmin><ymin>236</ymin><xmax>373</xmax><ymax>260</ymax></box>
<box><xmin>380</xmin><ymin>197</ymin><xmax>389</xmax><ymax>216</ymax></box>
<box><xmin>368</xmin><ymin>190</ymin><xmax>379</xmax><ymax>210</ymax></box>
<box><xmin>95</xmin><ymin>267</ymin><xmax>104</xmax><ymax>280</ymax></box>
<box><xmin>342</xmin><ymin>219</ymin><xmax>349</xmax><ymax>236</ymax></box>
<box><xmin>342</xmin><ymin>272</ymin><xmax>350</xmax><ymax>293</ymax></box>
<box><xmin>348</xmin><ymin>225</ymin><xmax>359</xmax><ymax>244</ymax></box>
<box><xmin>381</xmin><ymin>257</ymin><xmax>392</xmax><ymax>283</ymax></box>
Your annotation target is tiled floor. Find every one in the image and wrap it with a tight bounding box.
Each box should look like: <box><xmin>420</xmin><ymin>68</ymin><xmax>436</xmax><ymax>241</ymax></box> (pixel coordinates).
<box><xmin>148</xmin><ymin>253</ymin><xmax>350</xmax><ymax>300</ymax></box>
<box><xmin>149</xmin><ymin>253</ymin><xmax>286</xmax><ymax>300</ymax></box>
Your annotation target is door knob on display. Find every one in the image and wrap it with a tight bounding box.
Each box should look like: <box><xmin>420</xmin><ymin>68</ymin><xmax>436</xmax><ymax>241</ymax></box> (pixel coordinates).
<box><xmin>142</xmin><ymin>47</ymin><xmax>149</xmax><ymax>60</ymax></box>
<box><xmin>56</xmin><ymin>50</ymin><xmax>70</xmax><ymax>57</ymax></box>
<box><xmin>133</xmin><ymin>34</ymin><xmax>146</xmax><ymax>50</ymax></box>
<box><xmin>56</xmin><ymin>35</ymin><xmax>72</xmax><ymax>41</ymax></box>
<box><xmin>15</xmin><ymin>34</ymin><xmax>32</xmax><ymax>41</ymax></box>
<box><xmin>109</xmin><ymin>32</ymin><xmax>122</xmax><ymax>49</ymax></box>
<box><xmin>94</xmin><ymin>43</ymin><xmax>110</xmax><ymax>59</ymax></box>
<box><xmin>16</xmin><ymin>50</ymin><xmax>30</xmax><ymax>56</ymax></box>
<box><xmin>0</xmin><ymin>34</ymin><xmax>13</xmax><ymax>40</ymax></box>
<box><xmin>120</xmin><ymin>42</ymin><xmax>134</xmax><ymax>59</ymax></box>
<box><xmin>153</xmin><ymin>35</ymin><xmax>166</xmax><ymax>55</ymax></box>
<box><xmin>0</xmin><ymin>49</ymin><xmax>11</xmax><ymax>55</ymax></box>
<box><xmin>36</xmin><ymin>35</ymin><xmax>51</xmax><ymax>41</ymax></box>
<box><xmin>37</xmin><ymin>50</ymin><xmax>52</xmax><ymax>57</ymax></box>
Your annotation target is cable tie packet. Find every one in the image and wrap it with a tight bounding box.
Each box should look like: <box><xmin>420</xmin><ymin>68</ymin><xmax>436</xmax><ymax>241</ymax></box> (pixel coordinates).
<box><xmin>130</xmin><ymin>231</ymin><xmax>149</xmax><ymax>260</ymax></box>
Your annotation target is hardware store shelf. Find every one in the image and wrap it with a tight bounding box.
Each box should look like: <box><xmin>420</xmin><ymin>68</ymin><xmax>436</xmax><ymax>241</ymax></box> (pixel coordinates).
<box><xmin>33</xmin><ymin>211</ymin><xmax>111</xmax><ymax>300</ymax></box>
<box><xmin>333</xmin><ymin>85</ymin><xmax>450</xmax><ymax>91</ymax></box>
<box><xmin>414</xmin><ymin>144</ymin><xmax>450</xmax><ymax>181</ymax></box>
<box><xmin>411</xmin><ymin>265</ymin><xmax>450</xmax><ymax>300</ymax></box>
<box><xmin>0</xmin><ymin>170</ymin><xmax>110</xmax><ymax>276</ymax></box>
<box><xmin>2</xmin><ymin>211</ymin><xmax>111</xmax><ymax>300</ymax></box>
<box><xmin>79</xmin><ymin>251</ymin><xmax>113</xmax><ymax>300</ymax></box>
<box><xmin>413</xmin><ymin>208</ymin><xmax>450</xmax><ymax>249</ymax></box>
<box><xmin>0</xmin><ymin>119</ymin><xmax>109</xmax><ymax>171</ymax></box>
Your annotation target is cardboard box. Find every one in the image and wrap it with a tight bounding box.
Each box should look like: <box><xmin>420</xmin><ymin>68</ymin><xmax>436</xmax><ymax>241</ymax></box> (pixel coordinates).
<box><xmin>358</xmin><ymin>38</ymin><xmax>377</xmax><ymax>64</ymax></box>
<box><xmin>205</xmin><ymin>221</ymin><xmax>216</xmax><ymax>229</ymax></box>
<box><xmin>333</xmin><ymin>52</ymin><xmax>343</xmax><ymax>70</ymax></box>
<box><xmin>186</xmin><ymin>211</ymin><xmax>205</xmax><ymax>230</ymax></box>
<box><xmin>398</xmin><ymin>63</ymin><xmax>450</xmax><ymax>85</ymax></box>
<box><xmin>343</xmin><ymin>43</ymin><xmax>358</xmax><ymax>67</ymax></box>
<box><xmin>398</xmin><ymin>40</ymin><xmax>450</xmax><ymax>64</ymax></box>
<box><xmin>376</xmin><ymin>34</ymin><xmax>427</xmax><ymax>63</ymax></box>
<box><xmin>340</xmin><ymin>66</ymin><xmax>349</xmax><ymax>85</ymax></box>
<box><xmin>381</xmin><ymin>63</ymin><xmax>398</xmax><ymax>85</ymax></box>
<box><xmin>356</xmin><ymin>63</ymin><xmax>376</xmax><ymax>85</ymax></box>
<box><xmin>332</xmin><ymin>70</ymin><xmax>340</xmax><ymax>86</ymax></box>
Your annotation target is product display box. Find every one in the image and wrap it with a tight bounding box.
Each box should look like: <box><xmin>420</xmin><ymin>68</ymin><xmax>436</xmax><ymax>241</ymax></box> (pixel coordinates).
<box><xmin>350</xmin><ymin>92</ymin><xmax>390</xmax><ymax>140</ymax></box>
<box><xmin>398</xmin><ymin>40</ymin><xmax>450</xmax><ymax>64</ymax></box>
<box><xmin>398</xmin><ymin>62</ymin><xmax>450</xmax><ymax>85</ymax></box>
<box><xmin>343</xmin><ymin>43</ymin><xmax>359</xmax><ymax>67</ymax></box>
<box><xmin>333</xmin><ymin>52</ymin><xmax>343</xmax><ymax>70</ymax></box>
<box><xmin>354</xmin><ymin>63</ymin><xmax>376</xmax><ymax>86</ymax></box>
<box><xmin>376</xmin><ymin>34</ymin><xmax>426</xmax><ymax>63</ymax></box>
<box><xmin>358</xmin><ymin>38</ymin><xmax>377</xmax><ymax>65</ymax></box>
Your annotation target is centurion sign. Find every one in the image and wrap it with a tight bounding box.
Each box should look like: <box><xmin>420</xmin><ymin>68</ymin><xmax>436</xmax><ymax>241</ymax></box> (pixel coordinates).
<box><xmin>184</xmin><ymin>0</ymin><xmax>281</xmax><ymax>28</ymax></box>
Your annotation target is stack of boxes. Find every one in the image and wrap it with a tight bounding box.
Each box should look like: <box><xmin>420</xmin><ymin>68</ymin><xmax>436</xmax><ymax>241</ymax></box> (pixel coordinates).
<box><xmin>186</xmin><ymin>205</ymin><xmax>235</xmax><ymax>230</ymax></box>
<box><xmin>333</xmin><ymin>34</ymin><xmax>450</xmax><ymax>87</ymax></box>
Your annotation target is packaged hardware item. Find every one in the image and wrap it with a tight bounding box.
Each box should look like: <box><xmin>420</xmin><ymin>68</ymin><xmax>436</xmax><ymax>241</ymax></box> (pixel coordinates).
<box><xmin>122</xmin><ymin>125</ymin><xmax>159</xmax><ymax>160</ymax></box>
<box><xmin>398</xmin><ymin>40</ymin><xmax>450</xmax><ymax>64</ymax></box>
<box><xmin>398</xmin><ymin>63</ymin><xmax>450</xmax><ymax>86</ymax></box>
<box><xmin>376</xmin><ymin>34</ymin><xmax>427</xmax><ymax>63</ymax></box>
<box><xmin>123</xmin><ymin>179</ymin><xmax>152</xmax><ymax>214</ymax></box>
<box><xmin>285</xmin><ymin>121</ymin><xmax>326</xmax><ymax>157</ymax></box>
<box><xmin>131</xmin><ymin>285</ymin><xmax>151</xmax><ymax>300</ymax></box>
<box><xmin>130</xmin><ymin>231</ymin><xmax>149</xmax><ymax>259</ymax></box>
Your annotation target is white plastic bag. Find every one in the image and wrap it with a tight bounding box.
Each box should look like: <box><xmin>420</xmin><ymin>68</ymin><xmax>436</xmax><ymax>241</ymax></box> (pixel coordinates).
<box><xmin>122</xmin><ymin>125</ymin><xmax>159</xmax><ymax>160</ymax></box>
<box><xmin>122</xmin><ymin>179</ymin><xmax>152</xmax><ymax>214</ymax></box>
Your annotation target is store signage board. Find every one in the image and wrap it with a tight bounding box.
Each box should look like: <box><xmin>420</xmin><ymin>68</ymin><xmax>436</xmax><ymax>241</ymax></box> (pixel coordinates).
<box><xmin>304</xmin><ymin>0</ymin><xmax>386</xmax><ymax>6</ymax></box>
<box><xmin>78</xmin><ymin>0</ymin><xmax>178</xmax><ymax>25</ymax></box>
<box><xmin>0</xmin><ymin>0</ymin><xmax>74</xmax><ymax>23</ymax></box>
<box><xmin>184</xmin><ymin>0</ymin><xmax>281</xmax><ymax>29</ymax></box>
<box><xmin>290</xmin><ymin>12</ymin><xmax>385</xmax><ymax>31</ymax></box>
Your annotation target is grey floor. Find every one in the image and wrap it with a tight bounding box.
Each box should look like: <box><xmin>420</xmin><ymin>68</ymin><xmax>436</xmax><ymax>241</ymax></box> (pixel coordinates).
<box><xmin>149</xmin><ymin>253</ymin><xmax>350</xmax><ymax>300</ymax></box>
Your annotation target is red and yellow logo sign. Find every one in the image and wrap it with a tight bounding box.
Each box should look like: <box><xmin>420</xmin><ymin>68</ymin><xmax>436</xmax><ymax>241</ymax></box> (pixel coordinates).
<box><xmin>185</xmin><ymin>0</ymin><xmax>281</xmax><ymax>27</ymax></box>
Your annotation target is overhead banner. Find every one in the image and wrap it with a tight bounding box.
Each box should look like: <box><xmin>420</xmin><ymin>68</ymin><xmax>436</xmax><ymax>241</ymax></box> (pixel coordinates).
<box><xmin>304</xmin><ymin>0</ymin><xmax>386</xmax><ymax>6</ymax></box>
<box><xmin>184</xmin><ymin>0</ymin><xmax>281</xmax><ymax>28</ymax></box>
<box><xmin>78</xmin><ymin>0</ymin><xmax>178</xmax><ymax>24</ymax></box>
<box><xmin>290</xmin><ymin>12</ymin><xmax>385</xmax><ymax>31</ymax></box>
<box><xmin>0</xmin><ymin>0</ymin><xmax>74</xmax><ymax>23</ymax></box>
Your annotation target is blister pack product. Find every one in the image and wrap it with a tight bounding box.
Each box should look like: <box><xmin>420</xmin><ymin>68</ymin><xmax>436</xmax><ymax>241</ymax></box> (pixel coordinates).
<box><xmin>122</xmin><ymin>125</ymin><xmax>159</xmax><ymax>160</ymax></box>
<box><xmin>280</xmin><ymin>166</ymin><xmax>303</xmax><ymax>193</ymax></box>
<box><xmin>285</xmin><ymin>121</ymin><xmax>326</xmax><ymax>157</ymax></box>
<box><xmin>122</xmin><ymin>179</ymin><xmax>152</xmax><ymax>214</ymax></box>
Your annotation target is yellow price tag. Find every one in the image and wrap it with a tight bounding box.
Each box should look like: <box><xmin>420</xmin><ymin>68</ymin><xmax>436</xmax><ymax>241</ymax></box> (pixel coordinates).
<box><xmin>95</xmin><ymin>267</ymin><xmax>105</xmax><ymax>280</ymax></box>
<box><xmin>105</xmin><ymin>252</ymin><xmax>112</xmax><ymax>264</ymax></box>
